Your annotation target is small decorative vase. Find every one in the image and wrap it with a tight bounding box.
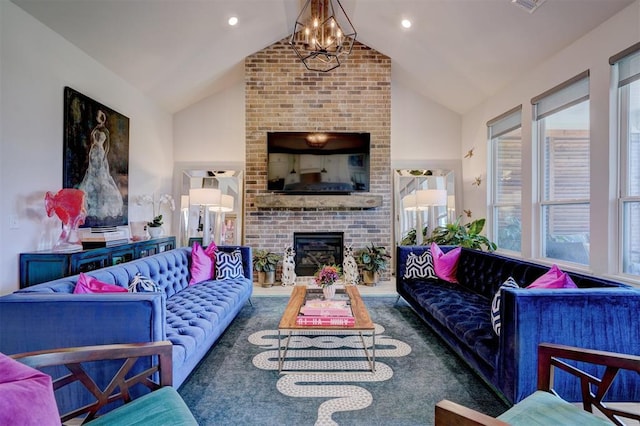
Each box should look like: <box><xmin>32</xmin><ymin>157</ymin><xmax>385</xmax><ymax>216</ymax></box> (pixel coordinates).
<box><xmin>323</xmin><ymin>285</ymin><xmax>336</xmax><ymax>300</ymax></box>
<box><xmin>148</xmin><ymin>226</ymin><xmax>163</xmax><ymax>238</ymax></box>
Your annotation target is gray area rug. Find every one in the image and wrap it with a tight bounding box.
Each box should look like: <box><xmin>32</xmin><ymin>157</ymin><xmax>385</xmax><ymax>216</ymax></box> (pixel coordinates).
<box><xmin>178</xmin><ymin>296</ymin><xmax>508</xmax><ymax>425</ymax></box>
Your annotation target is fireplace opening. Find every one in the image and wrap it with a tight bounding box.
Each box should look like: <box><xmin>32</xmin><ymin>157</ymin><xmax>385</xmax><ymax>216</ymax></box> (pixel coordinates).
<box><xmin>294</xmin><ymin>232</ymin><xmax>344</xmax><ymax>277</ymax></box>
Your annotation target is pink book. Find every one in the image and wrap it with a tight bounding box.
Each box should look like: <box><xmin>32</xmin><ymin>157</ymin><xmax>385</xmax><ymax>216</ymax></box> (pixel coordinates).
<box><xmin>300</xmin><ymin>306</ymin><xmax>353</xmax><ymax>317</ymax></box>
<box><xmin>295</xmin><ymin>316</ymin><xmax>356</xmax><ymax>327</ymax></box>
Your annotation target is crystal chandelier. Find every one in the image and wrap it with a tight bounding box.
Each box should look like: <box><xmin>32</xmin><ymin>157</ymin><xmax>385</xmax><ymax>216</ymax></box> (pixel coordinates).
<box><xmin>289</xmin><ymin>0</ymin><xmax>357</xmax><ymax>72</ymax></box>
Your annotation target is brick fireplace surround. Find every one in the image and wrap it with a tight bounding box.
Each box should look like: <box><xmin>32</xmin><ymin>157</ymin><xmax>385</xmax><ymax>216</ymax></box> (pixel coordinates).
<box><xmin>244</xmin><ymin>38</ymin><xmax>392</xmax><ymax>281</ymax></box>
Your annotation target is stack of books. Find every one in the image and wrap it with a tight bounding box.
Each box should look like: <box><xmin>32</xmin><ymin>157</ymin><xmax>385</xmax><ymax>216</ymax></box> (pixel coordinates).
<box><xmin>79</xmin><ymin>227</ymin><xmax>129</xmax><ymax>249</ymax></box>
<box><xmin>296</xmin><ymin>299</ymin><xmax>355</xmax><ymax>326</ymax></box>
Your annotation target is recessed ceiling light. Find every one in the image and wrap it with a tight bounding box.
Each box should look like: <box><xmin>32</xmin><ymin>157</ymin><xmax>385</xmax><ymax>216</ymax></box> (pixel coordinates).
<box><xmin>228</xmin><ymin>16</ymin><xmax>238</xmax><ymax>26</ymax></box>
<box><xmin>401</xmin><ymin>19</ymin><xmax>412</xmax><ymax>29</ymax></box>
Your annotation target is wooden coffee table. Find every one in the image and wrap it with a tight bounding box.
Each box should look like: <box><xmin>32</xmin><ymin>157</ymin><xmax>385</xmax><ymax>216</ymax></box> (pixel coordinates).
<box><xmin>278</xmin><ymin>285</ymin><xmax>376</xmax><ymax>373</ymax></box>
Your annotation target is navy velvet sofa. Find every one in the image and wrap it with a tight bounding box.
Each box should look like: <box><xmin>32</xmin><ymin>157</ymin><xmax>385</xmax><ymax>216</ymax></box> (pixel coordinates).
<box><xmin>0</xmin><ymin>245</ymin><xmax>253</xmax><ymax>390</ymax></box>
<box><xmin>396</xmin><ymin>245</ymin><xmax>640</xmax><ymax>404</ymax></box>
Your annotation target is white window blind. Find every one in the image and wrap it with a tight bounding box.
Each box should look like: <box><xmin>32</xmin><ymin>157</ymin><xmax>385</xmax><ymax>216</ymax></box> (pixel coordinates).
<box><xmin>532</xmin><ymin>70</ymin><xmax>590</xmax><ymax>120</ymax></box>
<box><xmin>611</xmin><ymin>41</ymin><xmax>640</xmax><ymax>88</ymax></box>
<box><xmin>488</xmin><ymin>106</ymin><xmax>522</xmax><ymax>139</ymax></box>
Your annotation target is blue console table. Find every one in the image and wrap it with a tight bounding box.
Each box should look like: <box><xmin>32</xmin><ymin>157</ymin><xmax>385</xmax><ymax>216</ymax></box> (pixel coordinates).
<box><xmin>19</xmin><ymin>237</ymin><xmax>176</xmax><ymax>288</ymax></box>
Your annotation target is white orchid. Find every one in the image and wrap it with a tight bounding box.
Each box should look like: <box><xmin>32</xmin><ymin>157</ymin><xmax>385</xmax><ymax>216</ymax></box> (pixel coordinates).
<box><xmin>136</xmin><ymin>193</ymin><xmax>175</xmax><ymax>220</ymax></box>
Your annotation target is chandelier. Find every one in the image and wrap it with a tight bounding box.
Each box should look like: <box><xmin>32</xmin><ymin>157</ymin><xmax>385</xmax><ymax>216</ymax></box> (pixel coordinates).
<box><xmin>289</xmin><ymin>0</ymin><xmax>357</xmax><ymax>72</ymax></box>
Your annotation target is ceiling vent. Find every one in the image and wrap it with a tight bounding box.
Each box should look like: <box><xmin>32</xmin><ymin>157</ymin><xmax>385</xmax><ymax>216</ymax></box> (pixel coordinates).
<box><xmin>512</xmin><ymin>0</ymin><xmax>547</xmax><ymax>13</ymax></box>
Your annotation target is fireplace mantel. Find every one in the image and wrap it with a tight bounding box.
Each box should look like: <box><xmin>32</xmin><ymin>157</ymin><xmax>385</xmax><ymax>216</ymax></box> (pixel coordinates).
<box><xmin>254</xmin><ymin>193</ymin><xmax>383</xmax><ymax>210</ymax></box>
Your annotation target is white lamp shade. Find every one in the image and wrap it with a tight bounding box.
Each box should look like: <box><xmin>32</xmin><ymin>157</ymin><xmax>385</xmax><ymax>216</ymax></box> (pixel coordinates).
<box><xmin>416</xmin><ymin>189</ymin><xmax>447</xmax><ymax>207</ymax></box>
<box><xmin>402</xmin><ymin>194</ymin><xmax>418</xmax><ymax>211</ymax></box>
<box><xmin>209</xmin><ymin>194</ymin><xmax>234</xmax><ymax>212</ymax></box>
<box><xmin>180</xmin><ymin>195</ymin><xmax>190</xmax><ymax>209</ymax></box>
<box><xmin>189</xmin><ymin>188</ymin><xmax>221</xmax><ymax>206</ymax></box>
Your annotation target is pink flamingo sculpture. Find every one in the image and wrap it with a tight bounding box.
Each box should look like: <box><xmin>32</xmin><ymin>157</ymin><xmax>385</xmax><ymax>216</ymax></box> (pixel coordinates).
<box><xmin>45</xmin><ymin>188</ymin><xmax>87</xmax><ymax>251</ymax></box>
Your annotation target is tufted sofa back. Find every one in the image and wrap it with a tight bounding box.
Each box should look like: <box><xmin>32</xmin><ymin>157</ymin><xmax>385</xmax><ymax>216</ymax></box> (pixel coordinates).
<box><xmin>396</xmin><ymin>245</ymin><xmax>628</xmax><ymax>301</ymax></box>
<box><xmin>456</xmin><ymin>248</ymin><xmax>627</xmax><ymax>299</ymax></box>
<box><xmin>16</xmin><ymin>246</ymin><xmax>253</xmax><ymax>299</ymax></box>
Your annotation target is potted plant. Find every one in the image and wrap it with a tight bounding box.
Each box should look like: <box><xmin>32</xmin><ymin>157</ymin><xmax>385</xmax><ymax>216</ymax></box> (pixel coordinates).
<box><xmin>357</xmin><ymin>243</ymin><xmax>390</xmax><ymax>286</ymax></box>
<box><xmin>147</xmin><ymin>215</ymin><xmax>164</xmax><ymax>238</ymax></box>
<box><xmin>426</xmin><ymin>217</ymin><xmax>497</xmax><ymax>251</ymax></box>
<box><xmin>253</xmin><ymin>249</ymin><xmax>281</xmax><ymax>287</ymax></box>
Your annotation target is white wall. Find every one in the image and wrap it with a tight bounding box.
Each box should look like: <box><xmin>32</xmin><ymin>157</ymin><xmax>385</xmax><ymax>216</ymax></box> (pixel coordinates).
<box><xmin>173</xmin><ymin>81</ymin><xmax>245</xmax><ymax>164</ymax></box>
<box><xmin>0</xmin><ymin>2</ymin><xmax>174</xmax><ymax>295</ymax></box>
<box><xmin>391</xmin><ymin>77</ymin><xmax>462</xmax><ymax>164</ymax></box>
<box><xmin>461</xmin><ymin>0</ymin><xmax>640</xmax><ymax>277</ymax></box>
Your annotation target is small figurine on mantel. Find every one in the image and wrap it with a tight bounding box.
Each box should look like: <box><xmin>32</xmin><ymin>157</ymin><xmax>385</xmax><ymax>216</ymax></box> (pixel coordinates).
<box><xmin>343</xmin><ymin>244</ymin><xmax>359</xmax><ymax>285</ymax></box>
<box><xmin>45</xmin><ymin>188</ymin><xmax>87</xmax><ymax>252</ymax></box>
<box><xmin>281</xmin><ymin>245</ymin><xmax>297</xmax><ymax>286</ymax></box>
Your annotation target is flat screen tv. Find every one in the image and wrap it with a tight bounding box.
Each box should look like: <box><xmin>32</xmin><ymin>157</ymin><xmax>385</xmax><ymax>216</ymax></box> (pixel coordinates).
<box><xmin>267</xmin><ymin>132</ymin><xmax>370</xmax><ymax>194</ymax></box>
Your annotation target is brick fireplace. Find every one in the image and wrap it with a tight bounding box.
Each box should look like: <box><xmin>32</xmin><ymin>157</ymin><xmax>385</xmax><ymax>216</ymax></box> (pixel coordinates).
<box><xmin>244</xmin><ymin>38</ymin><xmax>392</xmax><ymax>282</ymax></box>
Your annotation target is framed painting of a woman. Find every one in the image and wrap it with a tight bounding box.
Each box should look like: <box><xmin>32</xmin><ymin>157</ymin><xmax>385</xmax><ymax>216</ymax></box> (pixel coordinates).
<box><xmin>63</xmin><ymin>87</ymin><xmax>128</xmax><ymax>228</ymax></box>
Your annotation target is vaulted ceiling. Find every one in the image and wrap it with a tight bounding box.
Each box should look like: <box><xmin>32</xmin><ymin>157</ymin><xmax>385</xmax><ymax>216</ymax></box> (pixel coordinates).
<box><xmin>11</xmin><ymin>0</ymin><xmax>634</xmax><ymax>115</ymax></box>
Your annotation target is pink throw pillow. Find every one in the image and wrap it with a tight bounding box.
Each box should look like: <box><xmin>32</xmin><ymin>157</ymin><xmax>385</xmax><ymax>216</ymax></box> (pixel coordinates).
<box><xmin>526</xmin><ymin>264</ymin><xmax>577</xmax><ymax>289</ymax></box>
<box><xmin>73</xmin><ymin>273</ymin><xmax>127</xmax><ymax>294</ymax></box>
<box><xmin>189</xmin><ymin>241</ymin><xmax>218</xmax><ymax>285</ymax></box>
<box><xmin>430</xmin><ymin>243</ymin><xmax>462</xmax><ymax>283</ymax></box>
<box><xmin>0</xmin><ymin>353</ymin><xmax>60</xmax><ymax>425</ymax></box>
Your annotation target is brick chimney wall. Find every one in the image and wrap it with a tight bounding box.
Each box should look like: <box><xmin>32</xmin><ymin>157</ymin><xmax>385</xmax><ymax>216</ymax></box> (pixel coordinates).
<box><xmin>244</xmin><ymin>39</ymin><xmax>392</xmax><ymax>281</ymax></box>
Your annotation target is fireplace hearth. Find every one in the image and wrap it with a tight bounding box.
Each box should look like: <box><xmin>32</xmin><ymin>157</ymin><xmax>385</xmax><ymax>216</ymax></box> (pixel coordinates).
<box><xmin>294</xmin><ymin>232</ymin><xmax>344</xmax><ymax>276</ymax></box>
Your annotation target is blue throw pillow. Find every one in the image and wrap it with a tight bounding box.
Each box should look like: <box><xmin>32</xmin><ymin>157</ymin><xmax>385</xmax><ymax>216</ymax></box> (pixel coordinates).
<box><xmin>491</xmin><ymin>277</ymin><xmax>519</xmax><ymax>336</ymax></box>
<box><xmin>403</xmin><ymin>251</ymin><xmax>437</xmax><ymax>280</ymax></box>
<box><xmin>216</xmin><ymin>249</ymin><xmax>244</xmax><ymax>279</ymax></box>
<box><xmin>128</xmin><ymin>273</ymin><xmax>160</xmax><ymax>293</ymax></box>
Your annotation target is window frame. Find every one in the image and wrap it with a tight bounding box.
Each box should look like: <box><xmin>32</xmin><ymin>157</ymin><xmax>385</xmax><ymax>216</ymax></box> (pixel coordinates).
<box><xmin>532</xmin><ymin>71</ymin><xmax>591</xmax><ymax>265</ymax></box>
<box><xmin>487</xmin><ymin>105</ymin><xmax>523</xmax><ymax>254</ymax></box>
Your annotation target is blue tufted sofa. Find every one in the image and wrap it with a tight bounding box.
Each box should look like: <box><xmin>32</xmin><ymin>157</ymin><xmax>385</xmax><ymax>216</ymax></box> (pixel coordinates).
<box><xmin>0</xmin><ymin>245</ymin><xmax>253</xmax><ymax>390</ymax></box>
<box><xmin>396</xmin><ymin>245</ymin><xmax>640</xmax><ymax>405</ymax></box>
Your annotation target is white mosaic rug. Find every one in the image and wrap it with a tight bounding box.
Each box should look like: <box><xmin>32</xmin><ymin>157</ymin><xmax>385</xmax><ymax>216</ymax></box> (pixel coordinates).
<box><xmin>249</xmin><ymin>324</ymin><xmax>411</xmax><ymax>426</ymax></box>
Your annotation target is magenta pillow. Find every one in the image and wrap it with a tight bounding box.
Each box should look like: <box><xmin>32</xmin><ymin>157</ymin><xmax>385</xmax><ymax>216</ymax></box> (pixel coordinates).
<box><xmin>430</xmin><ymin>243</ymin><xmax>462</xmax><ymax>283</ymax></box>
<box><xmin>526</xmin><ymin>264</ymin><xmax>577</xmax><ymax>289</ymax></box>
<box><xmin>73</xmin><ymin>273</ymin><xmax>127</xmax><ymax>294</ymax></box>
<box><xmin>0</xmin><ymin>353</ymin><xmax>60</xmax><ymax>425</ymax></box>
<box><xmin>189</xmin><ymin>242</ymin><xmax>218</xmax><ymax>285</ymax></box>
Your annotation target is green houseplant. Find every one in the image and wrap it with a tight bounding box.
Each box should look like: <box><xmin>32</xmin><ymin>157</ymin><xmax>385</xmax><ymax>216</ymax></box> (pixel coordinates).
<box><xmin>253</xmin><ymin>249</ymin><xmax>281</xmax><ymax>287</ymax></box>
<box><xmin>426</xmin><ymin>217</ymin><xmax>497</xmax><ymax>251</ymax></box>
<box><xmin>357</xmin><ymin>243</ymin><xmax>391</xmax><ymax>286</ymax></box>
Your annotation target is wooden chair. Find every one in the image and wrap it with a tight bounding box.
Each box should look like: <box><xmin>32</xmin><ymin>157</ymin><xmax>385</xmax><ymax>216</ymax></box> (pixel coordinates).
<box><xmin>435</xmin><ymin>343</ymin><xmax>640</xmax><ymax>426</ymax></box>
<box><xmin>11</xmin><ymin>341</ymin><xmax>197</xmax><ymax>425</ymax></box>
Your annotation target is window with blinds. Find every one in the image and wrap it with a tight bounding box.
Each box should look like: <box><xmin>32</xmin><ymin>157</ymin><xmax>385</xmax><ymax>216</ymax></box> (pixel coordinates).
<box><xmin>532</xmin><ymin>71</ymin><xmax>590</xmax><ymax>265</ymax></box>
<box><xmin>612</xmin><ymin>42</ymin><xmax>640</xmax><ymax>275</ymax></box>
<box><xmin>488</xmin><ymin>106</ymin><xmax>522</xmax><ymax>253</ymax></box>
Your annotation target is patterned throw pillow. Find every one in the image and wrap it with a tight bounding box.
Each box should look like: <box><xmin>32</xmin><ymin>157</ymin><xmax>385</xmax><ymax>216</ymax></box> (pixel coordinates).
<box><xmin>491</xmin><ymin>277</ymin><xmax>520</xmax><ymax>336</ymax></box>
<box><xmin>128</xmin><ymin>273</ymin><xmax>160</xmax><ymax>293</ymax></box>
<box><xmin>403</xmin><ymin>251</ymin><xmax>438</xmax><ymax>279</ymax></box>
<box><xmin>216</xmin><ymin>249</ymin><xmax>244</xmax><ymax>280</ymax></box>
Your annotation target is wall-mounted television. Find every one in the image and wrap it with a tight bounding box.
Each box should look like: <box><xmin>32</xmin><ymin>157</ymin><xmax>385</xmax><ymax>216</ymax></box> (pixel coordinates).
<box><xmin>267</xmin><ymin>132</ymin><xmax>370</xmax><ymax>194</ymax></box>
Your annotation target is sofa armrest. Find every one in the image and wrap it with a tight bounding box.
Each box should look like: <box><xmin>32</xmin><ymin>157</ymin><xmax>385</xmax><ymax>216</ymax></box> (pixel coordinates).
<box><xmin>0</xmin><ymin>292</ymin><xmax>165</xmax><ymax>355</ymax></box>
<box><xmin>435</xmin><ymin>400</ymin><xmax>509</xmax><ymax>426</ymax></box>
<box><xmin>500</xmin><ymin>288</ymin><xmax>640</xmax><ymax>403</ymax></box>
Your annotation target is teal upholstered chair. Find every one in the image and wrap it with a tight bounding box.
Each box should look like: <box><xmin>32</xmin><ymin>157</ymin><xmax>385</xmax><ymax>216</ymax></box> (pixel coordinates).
<box><xmin>11</xmin><ymin>341</ymin><xmax>197</xmax><ymax>425</ymax></box>
<box><xmin>435</xmin><ymin>343</ymin><xmax>640</xmax><ymax>425</ymax></box>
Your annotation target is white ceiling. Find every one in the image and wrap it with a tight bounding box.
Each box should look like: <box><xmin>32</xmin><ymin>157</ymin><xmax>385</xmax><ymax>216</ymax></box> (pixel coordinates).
<box><xmin>11</xmin><ymin>0</ymin><xmax>634</xmax><ymax>115</ymax></box>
